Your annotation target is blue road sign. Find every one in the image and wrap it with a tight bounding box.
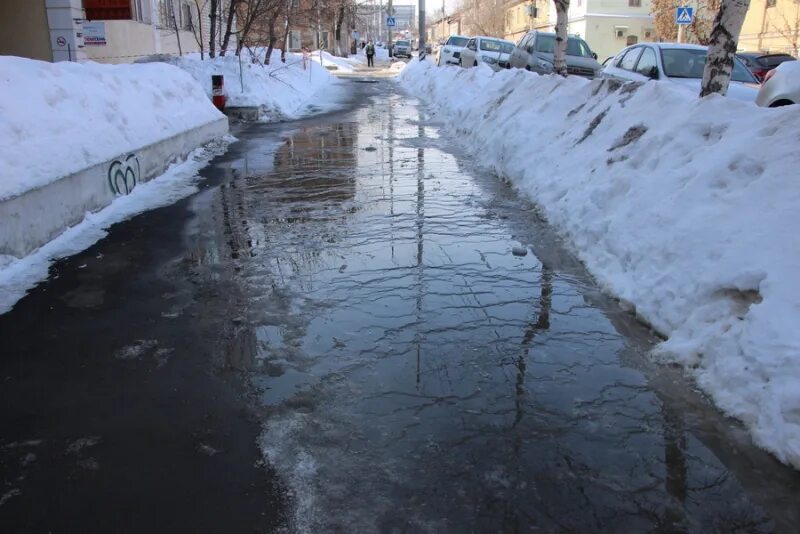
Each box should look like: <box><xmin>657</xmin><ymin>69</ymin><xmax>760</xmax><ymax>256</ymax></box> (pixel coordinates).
<box><xmin>676</xmin><ymin>7</ymin><xmax>694</xmax><ymax>25</ymax></box>
<box><xmin>386</xmin><ymin>16</ymin><xmax>396</xmax><ymax>27</ymax></box>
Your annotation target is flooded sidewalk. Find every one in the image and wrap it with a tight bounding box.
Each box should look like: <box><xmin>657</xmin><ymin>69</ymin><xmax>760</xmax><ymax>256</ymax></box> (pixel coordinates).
<box><xmin>195</xmin><ymin>80</ymin><xmax>800</xmax><ymax>532</ymax></box>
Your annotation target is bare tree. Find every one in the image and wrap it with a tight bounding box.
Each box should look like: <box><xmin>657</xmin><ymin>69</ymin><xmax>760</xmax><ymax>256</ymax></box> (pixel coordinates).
<box><xmin>553</xmin><ymin>0</ymin><xmax>570</xmax><ymax>76</ymax></box>
<box><xmin>190</xmin><ymin>0</ymin><xmax>208</xmax><ymax>59</ymax></box>
<box><xmin>458</xmin><ymin>0</ymin><xmax>505</xmax><ymax>37</ymax></box>
<box><xmin>210</xmin><ymin>0</ymin><xmax>218</xmax><ymax>57</ymax></box>
<box><xmin>767</xmin><ymin>4</ymin><xmax>800</xmax><ymax>56</ymax></box>
<box><xmin>700</xmin><ymin>0</ymin><xmax>752</xmax><ymax>97</ymax></box>
<box><xmin>220</xmin><ymin>0</ymin><xmax>239</xmax><ymax>56</ymax></box>
<box><xmin>651</xmin><ymin>0</ymin><xmax>721</xmax><ymax>44</ymax></box>
<box><xmin>159</xmin><ymin>0</ymin><xmax>184</xmax><ymax>55</ymax></box>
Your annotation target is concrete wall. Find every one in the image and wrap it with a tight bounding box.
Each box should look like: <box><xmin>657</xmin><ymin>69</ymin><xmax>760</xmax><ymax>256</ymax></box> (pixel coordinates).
<box><xmin>0</xmin><ymin>0</ymin><xmax>52</xmax><ymax>61</ymax></box>
<box><xmin>0</xmin><ymin>118</ymin><xmax>228</xmax><ymax>258</ymax></box>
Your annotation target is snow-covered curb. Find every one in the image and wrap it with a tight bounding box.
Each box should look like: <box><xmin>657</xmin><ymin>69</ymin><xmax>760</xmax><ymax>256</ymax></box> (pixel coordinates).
<box><xmin>172</xmin><ymin>50</ymin><xmax>348</xmax><ymax>121</ymax></box>
<box><xmin>400</xmin><ymin>61</ymin><xmax>800</xmax><ymax>468</ymax></box>
<box><xmin>0</xmin><ymin>138</ymin><xmax>232</xmax><ymax>315</ymax></box>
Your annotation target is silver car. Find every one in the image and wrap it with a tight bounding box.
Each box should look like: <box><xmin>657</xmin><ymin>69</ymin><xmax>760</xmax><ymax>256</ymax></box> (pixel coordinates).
<box><xmin>603</xmin><ymin>43</ymin><xmax>760</xmax><ymax>102</ymax></box>
<box><xmin>756</xmin><ymin>60</ymin><xmax>800</xmax><ymax>107</ymax></box>
<box><xmin>393</xmin><ymin>40</ymin><xmax>412</xmax><ymax>58</ymax></box>
<box><xmin>508</xmin><ymin>31</ymin><xmax>602</xmax><ymax>78</ymax></box>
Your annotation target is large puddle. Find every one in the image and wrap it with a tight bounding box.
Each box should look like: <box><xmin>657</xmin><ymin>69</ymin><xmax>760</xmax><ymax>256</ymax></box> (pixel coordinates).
<box><xmin>190</xmin><ymin>81</ymin><xmax>800</xmax><ymax>532</ymax></box>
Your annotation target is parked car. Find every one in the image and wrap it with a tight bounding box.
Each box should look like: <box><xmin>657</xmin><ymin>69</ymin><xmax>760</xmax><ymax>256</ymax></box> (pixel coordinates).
<box><xmin>437</xmin><ymin>35</ymin><xmax>470</xmax><ymax>66</ymax></box>
<box><xmin>458</xmin><ymin>36</ymin><xmax>515</xmax><ymax>70</ymax></box>
<box><xmin>602</xmin><ymin>43</ymin><xmax>760</xmax><ymax>102</ymax></box>
<box><xmin>393</xmin><ymin>40</ymin><xmax>412</xmax><ymax>58</ymax></box>
<box><xmin>738</xmin><ymin>52</ymin><xmax>796</xmax><ymax>81</ymax></box>
<box><xmin>508</xmin><ymin>31</ymin><xmax>602</xmax><ymax>78</ymax></box>
<box><xmin>756</xmin><ymin>60</ymin><xmax>800</xmax><ymax>106</ymax></box>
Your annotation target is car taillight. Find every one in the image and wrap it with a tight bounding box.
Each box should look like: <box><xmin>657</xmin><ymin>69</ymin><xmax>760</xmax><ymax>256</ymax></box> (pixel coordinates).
<box><xmin>763</xmin><ymin>69</ymin><xmax>777</xmax><ymax>83</ymax></box>
<box><xmin>754</xmin><ymin>69</ymin><xmax>768</xmax><ymax>81</ymax></box>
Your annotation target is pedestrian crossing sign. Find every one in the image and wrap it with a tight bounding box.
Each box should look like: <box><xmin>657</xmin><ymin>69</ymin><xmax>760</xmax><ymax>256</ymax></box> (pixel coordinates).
<box><xmin>675</xmin><ymin>7</ymin><xmax>694</xmax><ymax>25</ymax></box>
<box><xmin>386</xmin><ymin>16</ymin><xmax>396</xmax><ymax>27</ymax></box>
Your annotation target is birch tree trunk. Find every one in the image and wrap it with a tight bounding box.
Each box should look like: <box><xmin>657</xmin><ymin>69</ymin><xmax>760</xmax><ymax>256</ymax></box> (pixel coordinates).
<box><xmin>700</xmin><ymin>0</ymin><xmax>751</xmax><ymax>97</ymax></box>
<box><xmin>553</xmin><ymin>0</ymin><xmax>570</xmax><ymax>76</ymax></box>
<box><xmin>209</xmin><ymin>0</ymin><xmax>218</xmax><ymax>58</ymax></box>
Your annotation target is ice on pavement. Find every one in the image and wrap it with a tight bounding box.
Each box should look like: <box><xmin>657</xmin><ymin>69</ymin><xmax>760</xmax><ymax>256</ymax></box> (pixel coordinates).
<box><xmin>0</xmin><ymin>139</ymin><xmax>230</xmax><ymax>314</ymax></box>
<box><xmin>401</xmin><ymin>60</ymin><xmax>800</xmax><ymax>468</ymax></box>
<box><xmin>0</xmin><ymin>56</ymin><xmax>224</xmax><ymax>202</ymax></box>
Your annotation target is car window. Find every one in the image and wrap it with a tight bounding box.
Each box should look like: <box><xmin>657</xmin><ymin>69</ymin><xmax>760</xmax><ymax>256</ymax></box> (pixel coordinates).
<box><xmin>661</xmin><ymin>48</ymin><xmax>757</xmax><ymax>82</ymax></box>
<box><xmin>480</xmin><ymin>39</ymin><xmax>513</xmax><ymax>53</ymax></box>
<box><xmin>396</xmin><ymin>40</ymin><xmax>410</xmax><ymax>46</ymax></box>
<box><xmin>533</xmin><ymin>34</ymin><xmax>594</xmax><ymax>57</ymax></box>
<box><xmin>446</xmin><ymin>36</ymin><xmax>468</xmax><ymax>47</ymax></box>
<box><xmin>635</xmin><ymin>47</ymin><xmax>657</xmax><ymax>76</ymax></box>
<box><xmin>618</xmin><ymin>47</ymin><xmax>642</xmax><ymax>71</ymax></box>
<box><xmin>466</xmin><ymin>39</ymin><xmax>477</xmax><ymax>50</ymax></box>
<box><xmin>518</xmin><ymin>34</ymin><xmax>531</xmax><ymax>51</ymax></box>
<box><xmin>761</xmin><ymin>55</ymin><xmax>796</xmax><ymax>68</ymax></box>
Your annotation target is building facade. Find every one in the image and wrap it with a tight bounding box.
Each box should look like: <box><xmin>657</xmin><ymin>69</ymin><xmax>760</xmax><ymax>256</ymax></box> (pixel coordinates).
<box><xmin>505</xmin><ymin>0</ymin><xmax>551</xmax><ymax>43</ymax></box>
<box><xmin>739</xmin><ymin>0</ymin><xmax>800</xmax><ymax>56</ymax></box>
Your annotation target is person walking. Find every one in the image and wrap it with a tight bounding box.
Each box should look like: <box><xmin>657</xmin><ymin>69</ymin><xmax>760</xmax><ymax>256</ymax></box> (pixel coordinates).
<box><xmin>366</xmin><ymin>41</ymin><xmax>375</xmax><ymax>68</ymax></box>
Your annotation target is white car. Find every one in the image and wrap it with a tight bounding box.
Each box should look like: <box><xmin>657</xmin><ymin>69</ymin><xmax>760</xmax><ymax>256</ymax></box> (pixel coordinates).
<box><xmin>603</xmin><ymin>42</ymin><xmax>761</xmax><ymax>102</ymax></box>
<box><xmin>437</xmin><ymin>35</ymin><xmax>469</xmax><ymax>67</ymax></box>
<box><xmin>756</xmin><ymin>60</ymin><xmax>800</xmax><ymax>107</ymax></box>
<box><xmin>459</xmin><ymin>36</ymin><xmax>515</xmax><ymax>71</ymax></box>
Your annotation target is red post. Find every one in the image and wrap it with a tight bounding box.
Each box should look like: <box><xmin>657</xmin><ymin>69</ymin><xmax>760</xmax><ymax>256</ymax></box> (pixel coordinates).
<box><xmin>211</xmin><ymin>74</ymin><xmax>226</xmax><ymax>111</ymax></box>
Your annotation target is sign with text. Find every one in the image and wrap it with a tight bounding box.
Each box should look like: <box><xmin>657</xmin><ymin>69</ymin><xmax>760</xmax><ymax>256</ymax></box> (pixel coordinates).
<box><xmin>83</xmin><ymin>22</ymin><xmax>107</xmax><ymax>46</ymax></box>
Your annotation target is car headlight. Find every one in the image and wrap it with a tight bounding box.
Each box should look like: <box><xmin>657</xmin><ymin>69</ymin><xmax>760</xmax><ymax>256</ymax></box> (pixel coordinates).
<box><xmin>482</xmin><ymin>56</ymin><xmax>498</xmax><ymax>64</ymax></box>
<box><xmin>537</xmin><ymin>59</ymin><xmax>554</xmax><ymax>72</ymax></box>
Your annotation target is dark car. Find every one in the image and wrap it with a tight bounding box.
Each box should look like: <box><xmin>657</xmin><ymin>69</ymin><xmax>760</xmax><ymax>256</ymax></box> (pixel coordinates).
<box><xmin>508</xmin><ymin>31</ymin><xmax>602</xmax><ymax>78</ymax></box>
<box><xmin>737</xmin><ymin>53</ymin><xmax>796</xmax><ymax>81</ymax></box>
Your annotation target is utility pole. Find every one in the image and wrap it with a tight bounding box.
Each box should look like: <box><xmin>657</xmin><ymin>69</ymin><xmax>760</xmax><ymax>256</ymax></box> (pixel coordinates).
<box><xmin>419</xmin><ymin>0</ymin><xmax>426</xmax><ymax>56</ymax></box>
<box><xmin>388</xmin><ymin>0</ymin><xmax>393</xmax><ymax>57</ymax></box>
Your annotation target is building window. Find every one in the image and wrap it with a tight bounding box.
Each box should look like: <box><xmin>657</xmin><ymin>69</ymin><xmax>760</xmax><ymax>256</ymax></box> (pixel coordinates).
<box><xmin>84</xmin><ymin>0</ymin><xmax>132</xmax><ymax>20</ymax></box>
<box><xmin>626</xmin><ymin>35</ymin><xmax>639</xmax><ymax>46</ymax></box>
<box><xmin>766</xmin><ymin>0</ymin><xmax>776</xmax><ymax>6</ymax></box>
<box><xmin>289</xmin><ymin>30</ymin><xmax>301</xmax><ymax>50</ymax></box>
<box><xmin>629</xmin><ymin>0</ymin><xmax>641</xmax><ymax>6</ymax></box>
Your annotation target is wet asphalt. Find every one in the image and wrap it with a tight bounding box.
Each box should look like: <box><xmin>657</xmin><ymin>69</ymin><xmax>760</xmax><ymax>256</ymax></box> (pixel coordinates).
<box><xmin>1</xmin><ymin>75</ymin><xmax>800</xmax><ymax>533</ymax></box>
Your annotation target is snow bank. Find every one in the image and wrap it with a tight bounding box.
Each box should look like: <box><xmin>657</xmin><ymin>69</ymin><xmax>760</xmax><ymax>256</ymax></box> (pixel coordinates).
<box><xmin>310</xmin><ymin>50</ymin><xmax>361</xmax><ymax>72</ymax></box>
<box><xmin>0</xmin><ymin>56</ymin><xmax>224</xmax><ymax>202</ymax></box>
<box><xmin>172</xmin><ymin>50</ymin><xmax>344</xmax><ymax>120</ymax></box>
<box><xmin>401</xmin><ymin>61</ymin><xmax>800</xmax><ymax>468</ymax></box>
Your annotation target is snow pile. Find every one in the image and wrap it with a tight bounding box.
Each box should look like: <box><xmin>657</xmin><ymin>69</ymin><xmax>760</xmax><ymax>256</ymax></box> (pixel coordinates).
<box><xmin>172</xmin><ymin>49</ymin><xmax>345</xmax><ymax>120</ymax></box>
<box><xmin>0</xmin><ymin>56</ymin><xmax>224</xmax><ymax>202</ymax></box>
<box><xmin>310</xmin><ymin>50</ymin><xmax>361</xmax><ymax>72</ymax></box>
<box><xmin>401</xmin><ymin>61</ymin><xmax>800</xmax><ymax>468</ymax></box>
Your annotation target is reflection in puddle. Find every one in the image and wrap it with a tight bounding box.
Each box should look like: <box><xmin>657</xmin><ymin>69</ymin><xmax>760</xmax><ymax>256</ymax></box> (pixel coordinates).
<box><xmin>199</xmin><ymin>85</ymin><xmax>799</xmax><ymax>532</ymax></box>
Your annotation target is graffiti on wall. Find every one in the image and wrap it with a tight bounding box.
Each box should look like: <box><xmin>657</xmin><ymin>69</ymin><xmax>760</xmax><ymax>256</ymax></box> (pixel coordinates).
<box><xmin>108</xmin><ymin>154</ymin><xmax>140</xmax><ymax>196</ymax></box>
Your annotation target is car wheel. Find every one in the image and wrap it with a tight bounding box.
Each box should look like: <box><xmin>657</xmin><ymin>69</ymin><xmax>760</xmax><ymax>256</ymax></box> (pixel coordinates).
<box><xmin>769</xmin><ymin>99</ymin><xmax>795</xmax><ymax>107</ymax></box>
<box><xmin>473</xmin><ymin>60</ymin><xmax>478</xmax><ymax>67</ymax></box>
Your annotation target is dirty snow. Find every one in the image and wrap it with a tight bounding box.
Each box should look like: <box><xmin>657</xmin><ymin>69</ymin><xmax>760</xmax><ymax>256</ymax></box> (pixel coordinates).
<box><xmin>401</xmin><ymin>60</ymin><xmax>800</xmax><ymax>469</ymax></box>
<box><xmin>172</xmin><ymin>49</ymin><xmax>348</xmax><ymax>121</ymax></box>
<box><xmin>0</xmin><ymin>56</ymin><xmax>224</xmax><ymax>202</ymax></box>
<box><xmin>0</xmin><ymin>139</ymin><xmax>231</xmax><ymax>314</ymax></box>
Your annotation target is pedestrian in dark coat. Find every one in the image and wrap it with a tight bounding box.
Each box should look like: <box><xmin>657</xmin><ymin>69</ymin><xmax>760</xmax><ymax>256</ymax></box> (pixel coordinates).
<box><xmin>366</xmin><ymin>41</ymin><xmax>375</xmax><ymax>68</ymax></box>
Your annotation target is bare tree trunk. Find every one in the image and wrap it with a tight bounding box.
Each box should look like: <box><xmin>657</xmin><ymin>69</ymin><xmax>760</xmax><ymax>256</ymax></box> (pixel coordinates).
<box><xmin>265</xmin><ymin>15</ymin><xmax>278</xmax><ymax>64</ymax></box>
<box><xmin>168</xmin><ymin>3</ymin><xmax>183</xmax><ymax>56</ymax></box>
<box><xmin>193</xmin><ymin>0</ymin><xmax>206</xmax><ymax>59</ymax></box>
<box><xmin>220</xmin><ymin>0</ymin><xmax>238</xmax><ymax>56</ymax></box>
<box><xmin>209</xmin><ymin>0</ymin><xmax>218</xmax><ymax>57</ymax></box>
<box><xmin>281</xmin><ymin>0</ymin><xmax>292</xmax><ymax>63</ymax></box>
<box><xmin>700</xmin><ymin>0</ymin><xmax>751</xmax><ymax>97</ymax></box>
<box><xmin>553</xmin><ymin>0</ymin><xmax>569</xmax><ymax>76</ymax></box>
